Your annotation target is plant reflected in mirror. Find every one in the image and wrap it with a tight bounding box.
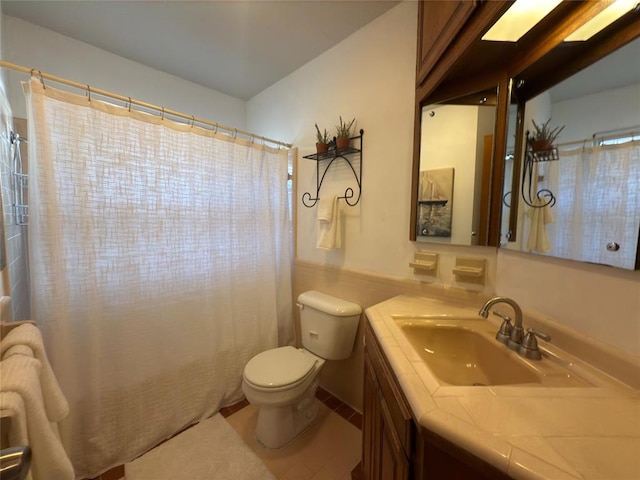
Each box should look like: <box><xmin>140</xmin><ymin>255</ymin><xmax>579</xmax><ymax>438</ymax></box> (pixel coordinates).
<box><xmin>501</xmin><ymin>38</ymin><xmax>640</xmax><ymax>270</ymax></box>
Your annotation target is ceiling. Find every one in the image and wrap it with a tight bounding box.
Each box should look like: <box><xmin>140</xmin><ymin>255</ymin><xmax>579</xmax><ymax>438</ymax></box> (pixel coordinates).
<box><xmin>549</xmin><ymin>37</ymin><xmax>640</xmax><ymax>102</ymax></box>
<box><xmin>2</xmin><ymin>0</ymin><xmax>399</xmax><ymax>100</ymax></box>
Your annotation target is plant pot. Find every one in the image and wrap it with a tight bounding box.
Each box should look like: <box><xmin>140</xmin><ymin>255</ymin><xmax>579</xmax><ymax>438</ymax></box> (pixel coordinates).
<box><xmin>530</xmin><ymin>140</ymin><xmax>552</xmax><ymax>152</ymax></box>
<box><xmin>336</xmin><ymin>137</ymin><xmax>351</xmax><ymax>149</ymax></box>
<box><xmin>316</xmin><ymin>142</ymin><xmax>329</xmax><ymax>154</ymax></box>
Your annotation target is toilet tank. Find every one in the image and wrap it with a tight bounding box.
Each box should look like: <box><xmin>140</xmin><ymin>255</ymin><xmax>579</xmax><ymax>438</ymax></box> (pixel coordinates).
<box><xmin>297</xmin><ymin>290</ymin><xmax>362</xmax><ymax>360</ymax></box>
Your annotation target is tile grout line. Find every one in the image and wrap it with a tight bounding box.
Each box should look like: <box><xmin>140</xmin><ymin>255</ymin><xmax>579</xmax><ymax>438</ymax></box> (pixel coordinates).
<box><xmin>222</xmin><ymin>387</ymin><xmax>363</xmax><ymax>431</ymax></box>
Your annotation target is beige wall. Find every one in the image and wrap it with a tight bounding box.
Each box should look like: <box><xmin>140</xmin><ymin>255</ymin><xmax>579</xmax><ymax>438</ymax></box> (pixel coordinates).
<box><xmin>248</xmin><ymin>2</ymin><xmax>640</xmax><ymax>408</ymax></box>
<box><xmin>294</xmin><ymin>259</ymin><xmax>492</xmax><ymax>410</ymax></box>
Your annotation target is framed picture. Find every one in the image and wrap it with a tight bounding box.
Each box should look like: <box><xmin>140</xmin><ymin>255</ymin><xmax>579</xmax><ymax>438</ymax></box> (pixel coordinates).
<box><xmin>417</xmin><ymin>167</ymin><xmax>454</xmax><ymax>237</ymax></box>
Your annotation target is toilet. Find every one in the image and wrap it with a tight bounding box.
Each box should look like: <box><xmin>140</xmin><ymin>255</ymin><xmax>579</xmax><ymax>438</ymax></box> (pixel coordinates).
<box><xmin>242</xmin><ymin>290</ymin><xmax>362</xmax><ymax>449</ymax></box>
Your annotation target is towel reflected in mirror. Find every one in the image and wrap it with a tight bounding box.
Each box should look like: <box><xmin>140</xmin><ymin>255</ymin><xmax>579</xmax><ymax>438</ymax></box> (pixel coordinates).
<box><xmin>526</xmin><ymin>198</ymin><xmax>555</xmax><ymax>253</ymax></box>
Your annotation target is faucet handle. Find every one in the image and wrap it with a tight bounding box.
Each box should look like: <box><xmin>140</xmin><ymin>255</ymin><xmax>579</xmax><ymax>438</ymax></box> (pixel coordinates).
<box><xmin>493</xmin><ymin>310</ymin><xmax>511</xmax><ymax>322</ymax></box>
<box><xmin>518</xmin><ymin>328</ymin><xmax>551</xmax><ymax>360</ymax></box>
<box><xmin>526</xmin><ymin>328</ymin><xmax>550</xmax><ymax>342</ymax></box>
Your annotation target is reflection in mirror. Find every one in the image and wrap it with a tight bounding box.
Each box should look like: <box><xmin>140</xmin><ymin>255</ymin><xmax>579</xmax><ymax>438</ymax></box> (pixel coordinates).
<box><xmin>501</xmin><ymin>38</ymin><xmax>640</xmax><ymax>270</ymax></box>
<box><xmin>417</xmin><ymin>88</ymin><xmax>497</xmax><ymax>246</ymax></box>
<box><xmin>500</xmin><ymin>102</ymin><xmax>519</xmax><ymax>246</ymax></box>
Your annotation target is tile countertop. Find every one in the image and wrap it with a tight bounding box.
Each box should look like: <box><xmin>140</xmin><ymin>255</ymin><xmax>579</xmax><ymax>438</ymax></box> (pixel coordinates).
<box><xmin>365</xmin><ymin>295</ymin><xmax>640</xmax><ymax>480</ymax></box>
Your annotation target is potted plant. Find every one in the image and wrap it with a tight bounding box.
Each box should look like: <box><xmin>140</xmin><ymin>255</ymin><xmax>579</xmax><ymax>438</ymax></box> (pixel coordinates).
<box><xmin>315</xmin><ymin>123</ymin><xmax>330</xmax><ymax>154</ymax></box>
<box><xmin>335</xmin><ymin>116</ymin><xmax>356</xmax><ymax>149</ymax></box>
<box><xmin>528</xmin><ymin>118</ymin><xmax>565</xmax><ymax>152</ymax></box>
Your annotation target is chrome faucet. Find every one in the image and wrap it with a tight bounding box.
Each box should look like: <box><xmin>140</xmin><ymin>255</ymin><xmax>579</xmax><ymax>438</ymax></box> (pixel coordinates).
<box><xmin>478</xmin><ymin>296</ymin><xmax>550</xmax><ymax>360</ymax></box>
<box><xmin>478</xmin><ymin>296</ymin><xmax>524</xmax><ymax>352</ymax></box>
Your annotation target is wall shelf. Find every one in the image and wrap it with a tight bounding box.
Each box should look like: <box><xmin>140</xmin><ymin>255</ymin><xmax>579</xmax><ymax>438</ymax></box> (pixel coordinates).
<box><xmin>521</xmin><ymin>147</ymin><xmax>558</xmax><ymax>209</ymax></box>
<box><xmin>301</xmin><ymin>129</ymin><xmax>363</xmax><ymax>208</ymax></box>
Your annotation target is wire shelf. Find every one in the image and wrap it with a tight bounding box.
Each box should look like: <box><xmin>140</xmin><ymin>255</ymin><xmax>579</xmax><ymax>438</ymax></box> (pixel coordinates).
<box><xmin>301</xmin><ymin>130</ymin><xmax>363</xmax><ymax>208</ymax></box>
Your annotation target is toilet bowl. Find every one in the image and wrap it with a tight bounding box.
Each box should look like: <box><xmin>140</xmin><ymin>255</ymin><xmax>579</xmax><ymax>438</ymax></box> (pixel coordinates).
<box><xmin>242</xmin><ymin>290</ymin><xmax>361</xmax><ymax>449</ymax></box>
<box><xmin>242</xmin><ymin>346</ymin><xmax>325</xmax><ymax>449</ymax></box>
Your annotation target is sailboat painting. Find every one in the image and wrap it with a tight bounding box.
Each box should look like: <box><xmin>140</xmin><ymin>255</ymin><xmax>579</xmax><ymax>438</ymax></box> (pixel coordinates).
<box><xmin>417</xmin><ymin>167</ymin><xmax>454</xmax><ymax>237</ymax></box>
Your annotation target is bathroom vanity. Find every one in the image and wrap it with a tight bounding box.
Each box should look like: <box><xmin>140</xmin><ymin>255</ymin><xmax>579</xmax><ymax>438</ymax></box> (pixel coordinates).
<box><xmin>359</xmin><ymin>296</ymin><xmax>640</xmax><ymax>480</ymax></box>
<box><xmin>363</xmin><ymin>317</ymin><xmax>509</xmax><ymax>480</ymax></box>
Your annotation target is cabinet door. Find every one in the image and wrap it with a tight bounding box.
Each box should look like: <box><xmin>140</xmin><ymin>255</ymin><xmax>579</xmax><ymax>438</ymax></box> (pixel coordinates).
<box><xmin>416</xmin><ymin>0</ymin><xmax>477</xmax><ymax>86</ymax></box>
<box><xmin>378</xmin><ymin>394</ymin><xmax>410</xmax><ymax>480</ymax></box>
<box><xmin>363</xmin><ymin>351</ymin><xmax>409</xmax><ymax>480</ymax></box>
<box><xmin>362</xmin><ymin>353</ymin><xmax>380</xmax><ymax>479</ymax></box>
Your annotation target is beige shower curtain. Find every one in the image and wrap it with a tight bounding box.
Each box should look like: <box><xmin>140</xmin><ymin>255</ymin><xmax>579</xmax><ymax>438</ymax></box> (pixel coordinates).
<box><xmin>525</xmin><ymin>140</ymin><xmax>640</xmax><ymax>268</ymax></box>
<box><xmin>25</xmin><ymin>79</ymin><xmax>293</xmax><ymax>477</ymax></box>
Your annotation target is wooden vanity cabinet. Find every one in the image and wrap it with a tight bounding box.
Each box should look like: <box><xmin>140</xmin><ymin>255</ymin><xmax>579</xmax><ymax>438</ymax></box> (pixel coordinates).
<box><xmin>361</xmin><ymin>321</ymin><xmax>510</xmax><ymax>480</ymax></box>
<box><xmin>363</xmin><ymin>332</ymin><xmax>411</xmax><ymax>480</ymax></box>
<box><xmin>415</xmin><ymin>1</ymin><xmax>478</xmax><ymax>87</ymax></box>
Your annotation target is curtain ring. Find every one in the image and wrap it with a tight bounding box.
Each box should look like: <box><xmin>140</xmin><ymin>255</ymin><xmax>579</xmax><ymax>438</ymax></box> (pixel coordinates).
<box><xmin>87</xmin><ymin>85</ymin><xmax>91</xmax><ymax>102</ymax></box>
<box><xmin>251</xmin><ymin>134</ymin><xmax>255</xmax><ymax>143</ymax></box>
<box><xmin>128</xmin><ymin>97</ymin><xmax>132</xmax><ymax>112</ymax></box>
<box><xmin>161</xmin><ymin>107</ymin><xmax>165</xmax><ymax>120</ymax></box>
<box><xmin>38</xmin><ymin>70</ymin><xmax>46</xmax><ymax>89</ymax></box>
<box><xmin>214</xmin><ymin>123</ymin><xmax>219</xmax><ymax>134</ymax></box>
<box><xmin>190</xmin><ymin>115</ymin><xmax>195</xmax><ymax>128</ymax></box>
<box><xmin>233</xmin><ymin>128</ymin><xmax>238</xmax><ymax>140</ymax></box>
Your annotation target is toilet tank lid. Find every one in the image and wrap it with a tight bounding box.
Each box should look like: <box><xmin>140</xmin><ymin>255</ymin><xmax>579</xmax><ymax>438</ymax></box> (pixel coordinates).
<box><xmin>297</xmin><ymin>290</ymin><xmax>362</xmax><ymax>316</ymax></box>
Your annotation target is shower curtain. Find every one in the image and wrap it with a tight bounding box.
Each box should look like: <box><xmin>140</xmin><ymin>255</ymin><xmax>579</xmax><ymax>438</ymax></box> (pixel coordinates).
<box><xmin>524</xmin><ymin>140</ymin><xmax>640</xmax><ymax>268</ymax></box>
<box><xmin>24</xmin><ymin>79</ymin><xmax>294</xmax><ymax>477</ymax></box>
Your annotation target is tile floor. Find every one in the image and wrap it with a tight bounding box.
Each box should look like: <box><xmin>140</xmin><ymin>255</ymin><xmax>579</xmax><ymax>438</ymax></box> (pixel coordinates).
<box><xmin>224</xmin><ymin>387</ymin><xmax>363</xmax><ymax>480</ymax></box>
<box><xmin>221</xmin><ymin>387</ymin><xmax>362</xmax><ymax>430</ymax></box>
<box><xmin>89</xmin><ymin>388</ymin><xmax>362</xmax><ymax>480</ymax></box>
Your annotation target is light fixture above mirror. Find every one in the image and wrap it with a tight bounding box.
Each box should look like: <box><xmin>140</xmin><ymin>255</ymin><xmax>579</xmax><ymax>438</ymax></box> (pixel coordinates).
<box><xmin>482</xmin><ymin>0</ymin><xmax>563</xmax><ymax>42</ymax></box>
<box><xmin>565</xmin><ymin>0</ymin><xmax>638</xmax><ymax>41</ymax></box>
<box><xmin>481</xmin><ymin>0</ymin><xmax>638</xmax><ymax>43</ymax></box>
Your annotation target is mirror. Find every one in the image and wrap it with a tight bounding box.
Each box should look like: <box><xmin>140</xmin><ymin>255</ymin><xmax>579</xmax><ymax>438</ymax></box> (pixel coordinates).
<box><xmin>416</xmin><ymin>88</ymin><xmax>497</xmax><ymax>246</ymax></box>
<box><xmin>501</xmin><ymin>38</ymin><xmax>640</xmax><ymax>270</ymax></box>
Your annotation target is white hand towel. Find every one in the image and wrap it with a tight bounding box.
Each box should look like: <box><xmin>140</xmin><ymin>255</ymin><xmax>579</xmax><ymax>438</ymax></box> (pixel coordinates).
<box><xmin>0</xmin><ymin>355</ymin><xmax>75</xmax><ymax>480</ymax></box>
<box><xmin>526</xmin><ymin>198</ymin><xmax>554</xmax><ymax>253</ymax></box>
<box><xmin>317</xmin><ymin>195</ymin><xmax>334</xmax><ymax>222</ymax></box>
<box><xmin>316</xmin><ymin>195</ymin><xmax>342</xmax><ymax>250</ymax></box>
<box><xmin>1</xmin><ymin>324</ymin><xmax>69</xmax><ymax>422</ymax></box>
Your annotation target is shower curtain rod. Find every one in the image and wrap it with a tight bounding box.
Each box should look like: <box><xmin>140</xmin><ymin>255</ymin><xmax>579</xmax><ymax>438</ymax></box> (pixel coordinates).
<box><xmin>0</xmin><ymin>61</ymin><xmax>293</xmax><ymax>149</ymax></box>
<box><xmin>555</xmin><ymin>129</ymin><xmax>639</xmax><ymax>148</ymax></box>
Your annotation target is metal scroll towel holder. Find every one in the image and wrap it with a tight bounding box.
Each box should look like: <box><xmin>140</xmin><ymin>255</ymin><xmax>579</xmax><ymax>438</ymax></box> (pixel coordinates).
<box><xmin>301</xmin><ymin>130</ymin><xmax>363</xmax><ymax>208</ymax></box>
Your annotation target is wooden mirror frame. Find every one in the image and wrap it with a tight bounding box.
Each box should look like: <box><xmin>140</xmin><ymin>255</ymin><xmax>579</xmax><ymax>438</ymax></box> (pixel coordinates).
<box><xmin>410</xmin><ymin>0</ymin><xmax>640</xmax><ymax>246</ymax></box>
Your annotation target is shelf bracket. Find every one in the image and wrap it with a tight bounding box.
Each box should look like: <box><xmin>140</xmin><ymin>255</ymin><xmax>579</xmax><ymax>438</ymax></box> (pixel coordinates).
<box><xmin>301</xmin><ymin>129</ymin><xmax>363</xmax><ymax>208</ymax></box>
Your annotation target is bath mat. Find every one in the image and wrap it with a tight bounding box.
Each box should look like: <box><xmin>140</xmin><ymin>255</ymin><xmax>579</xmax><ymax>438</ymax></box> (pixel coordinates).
<box><xmin>125</xmin><ymin>414</ymin><xmax>275</xmax><ymax>480</ymax></box>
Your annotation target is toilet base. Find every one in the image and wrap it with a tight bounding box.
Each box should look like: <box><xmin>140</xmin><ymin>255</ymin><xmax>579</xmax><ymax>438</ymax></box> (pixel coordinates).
<box><xmin>254</xmin><ymin>380</ymin><xmax>320</xmax><ymax>449</ymax></box>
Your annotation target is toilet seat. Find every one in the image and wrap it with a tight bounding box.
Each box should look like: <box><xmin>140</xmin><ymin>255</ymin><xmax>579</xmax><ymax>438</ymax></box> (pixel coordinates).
<box><xmin>244</xmin><ymin>346</ymin><xmax>317</xmax><ymax>391</ymax></box>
